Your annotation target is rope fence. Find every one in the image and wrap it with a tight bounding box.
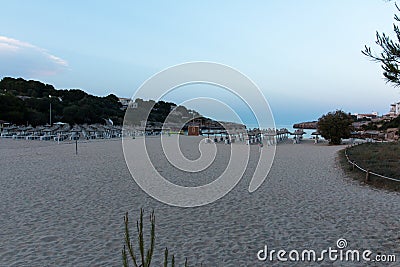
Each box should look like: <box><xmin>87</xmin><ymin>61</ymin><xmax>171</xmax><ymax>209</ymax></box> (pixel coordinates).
<box><xmin>344</xmin><ymin>143</ymin><xmax>400</xmax><ymax>183</ymax></box>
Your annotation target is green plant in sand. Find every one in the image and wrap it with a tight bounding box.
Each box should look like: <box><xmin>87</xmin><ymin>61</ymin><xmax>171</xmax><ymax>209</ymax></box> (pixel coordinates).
<box><xmin>122</xmin><ymin>209</ymin><xmax>188</xmax><ymax>267</ymax></box>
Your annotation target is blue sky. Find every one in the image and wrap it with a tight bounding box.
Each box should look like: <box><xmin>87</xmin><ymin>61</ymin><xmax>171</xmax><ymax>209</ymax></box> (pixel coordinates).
<box><xmin>1</xmin><ymin>1</ymin><xmax>400</xmax><ymax>125</ymax></box>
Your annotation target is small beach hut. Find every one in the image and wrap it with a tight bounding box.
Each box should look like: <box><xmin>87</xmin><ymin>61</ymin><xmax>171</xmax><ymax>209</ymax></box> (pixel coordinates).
<box><xmin>70</xmin><ymin>125</ymin><xmax>82</xmax><ymax>140</ymax></box>
<box><xmin>311</xmin><ymin>131</ymin><xmax>320</xmax><ymax>143</ymax></box>
<box><xmin>188</xmin><ymin>125</ymin><xmax>199</xmax><ymax>136</ymax></box>
<box><xmin>290</xmin><ymin>129</ymin><xmax>306</xmax><ymax>144</ymax></box>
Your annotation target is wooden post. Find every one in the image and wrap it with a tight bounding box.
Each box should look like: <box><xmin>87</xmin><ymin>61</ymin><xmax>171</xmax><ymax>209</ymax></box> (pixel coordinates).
<box><xmin>352</xmin><ymin>162</ymin><xmax>355</xmax><ymax>171</ymax></box>
<box><xmin>75</xmin><ymin>138</ymin><xmax>78</xmax><ymax>155</ymax></box>
<box><xmin>366</xmin><ymin>169</ymin><xmax>370</xmax><ymax>182</ymax></box>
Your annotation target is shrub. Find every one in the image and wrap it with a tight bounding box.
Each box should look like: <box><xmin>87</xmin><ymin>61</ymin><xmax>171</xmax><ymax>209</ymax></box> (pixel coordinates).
<box><xmin>318</xmin><ymin>110</ymin><xmax>353</xmax><ymax>145</ymax></box>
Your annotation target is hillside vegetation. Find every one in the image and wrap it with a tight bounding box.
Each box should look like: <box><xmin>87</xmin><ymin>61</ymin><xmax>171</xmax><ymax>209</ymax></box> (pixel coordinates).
<box><xmin>0</xmin><ymin>77</ymin><xmax>200</xmax><ymax>127</ymax></box>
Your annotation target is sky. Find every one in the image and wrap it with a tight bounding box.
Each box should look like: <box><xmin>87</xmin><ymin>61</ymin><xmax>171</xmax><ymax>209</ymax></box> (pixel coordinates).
<box><xmin>1</xmin><ymin>1</ymin><xmax>400</xmax><ymax>125</ymax></box>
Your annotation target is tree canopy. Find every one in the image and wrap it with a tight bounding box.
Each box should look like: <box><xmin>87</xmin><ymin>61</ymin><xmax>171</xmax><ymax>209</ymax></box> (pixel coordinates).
<box><xmin>0</xmin><ymin>77</ymin><xmax>203</xmax><ymax>127</ymax></box>
<box><xmin>124</xmin><ymin>98</ymin><xmax>200</xmax><ymax>127</ymax></box>
<box><xmin>0</xmin><ymin>77</ymin><xmax>124</xmax><ymax>126</ymax></box>
<box><xmin>362</xmin><ymin>3</ymin><xmax>400</xmax><ymax>87</ymax></box>
<box><xmin>318</xmin><ymin>110</ymin><xmax>354</xmax><ymax>145</ymax></box>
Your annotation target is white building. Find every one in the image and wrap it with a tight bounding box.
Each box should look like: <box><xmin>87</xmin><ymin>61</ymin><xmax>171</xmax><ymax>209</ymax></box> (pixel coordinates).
<box><xmin>353</xmin><ymin>112</ymin><xmax>378</xmax><ymax>120</ymax></box>
<box><xmin>389</xmin><ymin>102</ymin><xmax>400</xmax><ymax>118</ymax></box>
<box><xmin>118</xmin><ymin>98</ymin><xmax>137</xmax><ymax>109</ymax></box>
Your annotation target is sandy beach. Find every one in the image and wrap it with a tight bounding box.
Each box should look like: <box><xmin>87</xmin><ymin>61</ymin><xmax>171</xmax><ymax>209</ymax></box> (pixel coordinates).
<box><xmin>0</xmin><ymin>137</ymin><xmax>399</xmax><ymax>266</ymax></box>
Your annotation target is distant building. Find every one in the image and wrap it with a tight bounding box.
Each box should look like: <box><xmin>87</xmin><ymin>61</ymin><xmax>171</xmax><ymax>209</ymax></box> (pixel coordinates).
<box><xmin>353</xmin><ymin>112</ymin><xmax>378</xmax><ymax>120</ymax></box>
<box><xmin>118</xmin><ymin>98</ymin><xmax>130</xmax><ymax>109</ymax></box>
<box><xmin>129</xmin><ymin>102</ymin><xmax>138</xmax><ymax>109</ymax></box>
<box><xmin>352</xmin><ymin>121</ymin><xmax>371</xmax><ymax>129</ymax></box>
<box><xmin>389</xmin><ymin>102</ymin><xmax>400</xmax><ymax>118</ymax></box>
<box><xmin>118</xmin><ymin>98</ymin><xmax>137</xmax><ymax>110</ymax></box>
<box><xmin>16</xmin><ymin>95</ymin><xmax>32</xmax><ymax>101</ymax></box>
<box><xmin>188</xmin><ymin>126</ymin><xmax>200</xmax><ymax>136</ymax></box>
<box><xmin>0</xmin><ymin>120</ymin><xmax>10</xmax><ymax>132</ymax></box>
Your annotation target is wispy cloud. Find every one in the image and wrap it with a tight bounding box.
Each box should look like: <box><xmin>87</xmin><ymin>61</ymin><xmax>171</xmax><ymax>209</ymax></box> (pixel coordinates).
<box><xmin>0</xmin><ymin>35</ymin><xmax>68</xmax><ymax>77</ymax></box>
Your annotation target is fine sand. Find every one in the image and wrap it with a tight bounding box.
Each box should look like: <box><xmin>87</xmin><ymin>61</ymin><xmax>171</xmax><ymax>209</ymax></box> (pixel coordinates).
<box><xmin>0</xmin><ymin>137</ymin><xmax>399</xmax><ymax>266</ymax></box>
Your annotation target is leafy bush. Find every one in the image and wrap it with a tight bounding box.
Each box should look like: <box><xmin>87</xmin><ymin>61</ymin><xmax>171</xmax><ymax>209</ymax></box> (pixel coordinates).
<box><xmin>318</xmin><ymin>110</ymin><xmax>353</xmax><ymax>145</ymax></box>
